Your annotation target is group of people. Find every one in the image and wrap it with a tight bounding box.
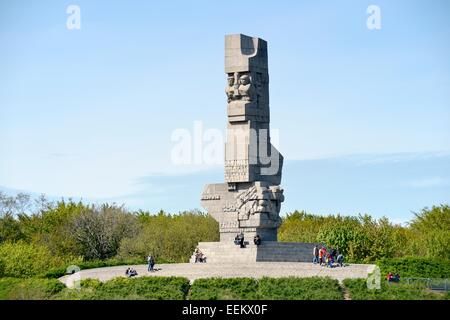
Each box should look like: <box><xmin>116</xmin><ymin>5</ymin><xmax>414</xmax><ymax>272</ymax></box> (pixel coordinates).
<box><xmin>194</xmin><ymin>247</ymin><xmax>206</xmax><ymax>263</ymax></box>
<box><xmin>234</xmin><ymin>233</ymin><xmax>262</xmax><ymax>248</ymax></box>
<box><xmin>313</xmin><ymin>245</ymin><xmax>344</xmax><ymax>268</ymax></box>
<box><xmin>234</xmin><ymin>233</ymin><xmax>246</xmax><ymax>248</ymax></box>
<box><xmin>124</xmin><ymin>254</ymin><xmax>156</xmax><ymax>277</ymax></box>
<box><xmin>387</xmin><ymin>272</ymin><xmax>401</xmax><ymax>282</ymax></box>
<box><xmin>125</xmin><ymin>267</ymin><xmax>138</xmax><ymax>277</ymax></box>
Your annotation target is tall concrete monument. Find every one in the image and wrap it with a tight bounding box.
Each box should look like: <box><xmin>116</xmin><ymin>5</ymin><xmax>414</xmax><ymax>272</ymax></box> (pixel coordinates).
<box><xmin>201</xmin><ymin>34</ymin><xmax>284</xmax><ymax>242</ymax></box>
<box><xmin>192</xmin><ymin>34</ymin><xmax>314</xmax><ymax>263</ymax></box>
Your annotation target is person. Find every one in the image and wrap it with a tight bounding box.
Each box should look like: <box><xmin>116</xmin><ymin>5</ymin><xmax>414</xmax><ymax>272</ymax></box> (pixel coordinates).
<box><xmin>337</xmin><ymin>253</ymin><xmax>344</xmax><ymax>267</ymax></box>
<box><xmin>322</xmin><ymin>247</ymin><xmax>328</xmax><ymax>261</ymax></box>
<box><xmin>234</xmin><ymin>234</ymin><xmax>241</xmax><ymax>246</ymax></box>
<box><xmin>126</xmin><ymin>267</ymin><xmax>137</xmax><ymax>277</ymax></box>
<box><xmin>195</xmin><ymin>249</ymin><xmax>206</xmax><ymax>263</ymax></box>
<box><xmin>254</xmin><ymin>234</ymin><xmax>261</xmax><ymax>246</ymax></box>
<box><xmin>194</xmin><ymin>248</ymin><xmax>200</xmax><ymax>263</ymax></box>
<box><xmin>393</xmin><ymin>273</ymin><xmax>400</xmax><ymax>282</ymax></box>
<box><xmin>318</xmin><ymin>247</ymin><xmax>324</xmax><ymax>265</ymax></box>
<box><xmin>331</xmin><ymin>248</ymin><xmax>337</xmax><ymax>260</ymax></box>
<box><xmin>313</xmin><ymin>245</ymin><xmax>319</xmax><ymax>264</ymax></box>
<box><xmin>147</xmin><ymin>255</ymin><xmax>155</xmax><ymax>272</ymax></box>
<box><xmin>238</xmin><ymin>232</ymin><xmax>245</xmax><ymax>248</ymax></box>
<box><xmin>327</xmin><ymin>253</ymin><xmax>334</xmax><ymax>268</ymax></box>
<box><xmin>387</xmin><ymin>272</ymin><xmax>393</xmax><ymax>282</ymax></box>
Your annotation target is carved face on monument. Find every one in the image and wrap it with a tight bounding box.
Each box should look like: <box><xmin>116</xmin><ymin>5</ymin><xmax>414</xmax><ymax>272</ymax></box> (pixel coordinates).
<box><xmin>239</xmin><ymin>74</ymin><xmax>250</xmax><ymax>85</ymax></box>
<box><xmin>227</xmin><ymin>76</ymin><xmax>234</xmax><ymax>87</ymax></box>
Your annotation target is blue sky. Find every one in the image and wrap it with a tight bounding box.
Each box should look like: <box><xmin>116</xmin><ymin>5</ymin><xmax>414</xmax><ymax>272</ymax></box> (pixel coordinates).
<box><xmin>0</xmin><ymin>0</ymin><xmax>449</xmax><ymax>223</ymax></box>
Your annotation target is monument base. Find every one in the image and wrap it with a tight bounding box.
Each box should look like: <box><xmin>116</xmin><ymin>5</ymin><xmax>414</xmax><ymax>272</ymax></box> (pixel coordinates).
<box><xmin>190</xmin><ymin>241</ymin><xmax>318</xmax><ymax>263</ymax></box>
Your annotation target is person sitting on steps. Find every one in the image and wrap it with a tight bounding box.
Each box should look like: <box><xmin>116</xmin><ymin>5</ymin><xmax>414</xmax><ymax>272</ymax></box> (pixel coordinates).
<box><xmin>239</xmin><ymin>232</ymin><xmax>245</xmax><ymax>248</ymax></box>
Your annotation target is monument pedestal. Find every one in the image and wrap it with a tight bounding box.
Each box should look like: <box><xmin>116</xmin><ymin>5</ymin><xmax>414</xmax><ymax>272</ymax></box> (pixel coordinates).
<box><xmin>190</xmin><ymin>241</ymin><xmax>318</xmax><ymax>264</ymax></box>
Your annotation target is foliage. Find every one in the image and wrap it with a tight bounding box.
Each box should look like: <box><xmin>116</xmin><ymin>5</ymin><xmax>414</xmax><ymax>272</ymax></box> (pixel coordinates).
<box><xmin>118</xmin><ymin>210</ymin><xmax>219</xmax><ymax>263</ymax></box>
<box><xmin>279</xmin><ymin>205</ymin><xmax>450</xmax><ymax>263</ymax></box>
<box><xmin>0</xmin><ymin>277</ymin><xmax>65</xmax><ymax>300</ymax></box>
<box><xmin>258</xmin><ymin>277</ymin><xmax>342</xmax><ymax>300</ymax></box>
<box><xmin>377</xmin><ymin>257</ymin><xmax>450</xmax><ymax>279</ymax></box>
<box><xmin>18</xmin><ymin>199</ymin><xmax>87</xmax><ymax>258</ymax></box>
<box><xmin>70</xmin><ymin>204</ymin><xmax>139</xmax><ymax>260</ymax></box>
<box><xmin>190</xmin><ymin>277</ymin><xmax>343</xmax><ymax>300</ymax></box>
<box><xmin>0</xmin><ymin>241</ymin><xmax>74</xmax><ymax>278</ymax></box>
<box><xmin>55</xmin><ymin>276</ymin><xmax>190</xmax><ymax>300</ymax></box>
<box><xmin>343</xmin><ymin>278</ymin><xmax>448</xmax><ymax>300</ymax></box>
<box><xmin>189</xmin><ymin>277</ymin><xmax>259</xmax><ymax>300</ymax></box>
<box><xmin>80</xmin><ymin>278</ymin><xmax>103</xmax><ymax>289</ymax></box>
<box><xmin>0</xmin><ymin>213</ymin><xmax>24</xmax><ymax>243</ymax></box>
<box><xmin>408</xmin><ymin>205</ymin><xmax>450</xmax><ymax>259</ymax></box>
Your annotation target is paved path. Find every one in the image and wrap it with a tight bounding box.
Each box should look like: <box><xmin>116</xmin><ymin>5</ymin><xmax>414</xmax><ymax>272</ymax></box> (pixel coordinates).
<box><xmin>60</xmin><ymin>262</ymin><xmax>375</xmax><ymax>288</ymax></box>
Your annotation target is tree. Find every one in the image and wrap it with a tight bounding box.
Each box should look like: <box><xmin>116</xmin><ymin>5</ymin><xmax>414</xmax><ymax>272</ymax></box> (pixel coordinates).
<box><xmin>70</xmin><ymin>204</ymin><xmax>139</xmax><ymax>260</ymax></box>
<box><xmin>409</xmin><ymin>205</ymin><xmax>450</xmax><ymax>259</ymax></box>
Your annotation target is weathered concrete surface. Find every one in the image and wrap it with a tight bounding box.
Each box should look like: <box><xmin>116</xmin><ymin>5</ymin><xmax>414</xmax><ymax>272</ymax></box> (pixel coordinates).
<box><xmin>190</xmin><ymin>241</ymin><xmax>320</xmax><ymax>263</ymax></box>
<box><xmin>60</xmin><ymin>262</ymin><xmax>375</xmax><ymax>288</ymax></box>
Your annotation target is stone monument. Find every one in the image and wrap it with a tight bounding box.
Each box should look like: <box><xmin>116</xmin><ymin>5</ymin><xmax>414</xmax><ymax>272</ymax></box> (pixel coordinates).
<box><xmin>191</xmin><ymin>34</ymin><xmax>315</xmax><ymax>263</ymax></box>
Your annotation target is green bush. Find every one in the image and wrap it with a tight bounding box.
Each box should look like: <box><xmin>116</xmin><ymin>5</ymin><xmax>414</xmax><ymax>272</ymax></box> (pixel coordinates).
<box><xmin>189</xmin><ymin>277</ymin><xmax>259</xmax><ymax>300</ymax></box>
<box><xmin>343</xmin><ymin>278</ymin><xmax>447</xmax><ymax>300</ymax></box>
<box><xmin>0</xmin><ymin>277</ymin><xmax>66</xmax><ymax>300</ymax></box>
<box><xmin>80</xmin><ymin>278</ymin><xmax>103</xmax><ymax>289</ymax></box>
<box><xmin>57</xmin><ymin>276</ymin><xmax>190</xmax><ymax>300</ymax></box>
<box><xmin>258</xmin><ymin>277</ymin><xmax>343</xmax><ymax>300</ymax></box>
<box><xmin>377</xmin><ymin>257</ymin><xmax>450</xmax><ymax>278</ymax></box>
<box><xmin>408</xmin><ymin>205</ymin><xmax>450</xmax><ymax>259</ymax></box>
<box><xmin>190</xmin><ymin>277</ymin><xmax>344</xmax><ymax>300</ymax></box>
<box><xmin>0</xmin><ymin>241</ymin><xmax>70</xmax><ymax>277</ymax></box>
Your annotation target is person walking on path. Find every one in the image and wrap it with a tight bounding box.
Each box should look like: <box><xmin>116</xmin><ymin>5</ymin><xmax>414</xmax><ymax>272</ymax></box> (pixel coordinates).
<box><xmin>147</xmin><ymin>254</ymin><xmax>155</xmax><ymax>272</ymax></box>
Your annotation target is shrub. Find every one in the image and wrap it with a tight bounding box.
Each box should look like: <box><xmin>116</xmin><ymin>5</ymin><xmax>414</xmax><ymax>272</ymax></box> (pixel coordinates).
<box><xmin>57</xmin><ymin>276</ymin><xmax>190</xmax><ymax>300</ymax></box>
<box><xmin>70</xmin><ymin>204</ymin><xmax>140</xmax><ymax>260</ymax></box>
<box><xmin>377</xmin><ymin>257</ymin><xmax>450</xmax><ymax>278</ymax></box>
<box><xmin>0</xmin><ymin>241</ymin><xmax>69</xmax><ymax>277</ymax></box>
<box><xmin>343</xmin><ymin>278</ymin><xmax>447</xmax><ymax>300</ymax></box>
<box><xmin>189</xmin><ymin>277</ymin><xmax>259</xmax><ymax>300</ymax></box>
<box><xmin>80</xmin><ymin>278</ymin><xmax>103</xmax><ymax>289</ymax></box>
<box><xmin>258</xmin><ymin>277</ymin><xmax>343</xmax><ymax>300</ymax></box>
<box><xmin>0</xmin><ymin>278</ymin><xmax>66</xmax><ymax>300</ymax></box>
<box><xmin>409</xmin><ymin>205</ymin><xmax>450</xmax><ymax>259</ymax></box>
<box><xmin>118</xmin><ymin>210</ymin><xmax>219</xmax><ymax>263</ymax></box>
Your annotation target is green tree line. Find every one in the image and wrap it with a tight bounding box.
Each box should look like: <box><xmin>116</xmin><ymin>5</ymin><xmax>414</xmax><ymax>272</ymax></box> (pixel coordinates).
<box><xmin>278</xmin><ymin>205</ymin><xmax>449</xmax><ymax>262</ymax></box>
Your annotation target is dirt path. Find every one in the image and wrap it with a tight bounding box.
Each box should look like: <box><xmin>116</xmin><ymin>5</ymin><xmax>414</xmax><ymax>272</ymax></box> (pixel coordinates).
<box><xmin>341</xmin><ymin>284</ymin><xmax>352</xmax><ymax>300</ymax></box>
